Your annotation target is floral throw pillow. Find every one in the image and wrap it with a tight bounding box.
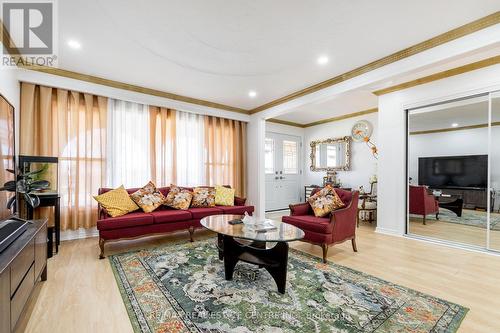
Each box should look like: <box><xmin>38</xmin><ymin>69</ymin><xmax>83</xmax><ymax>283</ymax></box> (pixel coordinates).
<box><xmin>307</xmin><ymin>185</ymin><xmax>345</xmax><ymax>217</ymax></box>
<box><xmin>164</xmin><ymin>185</ymin><xmax>193</xmax><ymax>210</ymax></box>
<box><xmin>130</xmin><ymin>181</ymin><xmax>166</xmax><ymax>213</ymax></box>
<box><xmin>191</xmin><ymin>187</ymin><xmax>216</xmax><ymax>208</ymax></box>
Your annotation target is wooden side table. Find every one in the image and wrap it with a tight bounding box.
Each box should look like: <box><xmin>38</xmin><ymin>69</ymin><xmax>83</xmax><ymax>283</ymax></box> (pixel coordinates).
<box><xmin>25</xmin><ymin>195</ymin><xmax>60</xmax><ymax>258</ymax></box>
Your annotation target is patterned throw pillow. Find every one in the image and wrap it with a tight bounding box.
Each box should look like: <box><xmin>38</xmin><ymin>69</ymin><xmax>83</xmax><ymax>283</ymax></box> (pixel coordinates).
<box><xmin>191</xmin><ymin>187</ymin><xmax>216</xmax><ymax>208</ymax></box>
<box><xmin>215</xmin><ymin>185</ymin><xmax>235</xmax><ymax>206</ymax></box>
<box><xmin>164</xmin><ymin>185</ymin><xmax>193</xmax><ymax>210</ymax></box>
<box><xmin>307</xmin><ymin>185</ymin><xmax>345</xmax><ymax>217</ymax></box>
<box><xmin>130</xmin><ymin>181</ymin><xmax>166</xmax><ymax>213</ymax></box>
<box><xmin>93</xmin><ymin>185</ymin><xmax>139</xmax><ymax>217</ymax></box>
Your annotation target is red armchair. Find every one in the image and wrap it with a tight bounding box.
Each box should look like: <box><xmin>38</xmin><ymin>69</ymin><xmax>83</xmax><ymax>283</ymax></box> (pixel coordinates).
<box><xmin>409</xmin><ymin>185</ymin><xmax>439</xmax><ymax>225</ymax></box>
<box><xmin>282</xmin><ymin>188</ymin><xmax>359</xmax><ymax>263</ymax></box>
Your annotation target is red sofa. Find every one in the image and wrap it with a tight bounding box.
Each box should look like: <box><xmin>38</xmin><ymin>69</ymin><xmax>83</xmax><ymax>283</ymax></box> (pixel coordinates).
<box><xmin>409</xmin><ymin>185</ymin><xmax>439</xmax><ymax>225</ymax></box>
<box><xmin>282</xmin><ymin>188</ymin><xmax>359</xmax><ymax>263</ymax></box>
<box><xmin>96</xmin><ymin>186</ymin><xmax>254</xmax><ymax>258</ymax></box>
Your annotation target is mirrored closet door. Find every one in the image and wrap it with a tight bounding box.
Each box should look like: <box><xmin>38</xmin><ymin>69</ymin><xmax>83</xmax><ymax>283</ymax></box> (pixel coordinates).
<box><xmin>406</xmin><ymin>91</ymin><xmax>500</xmax><ymax>253</ymax></box>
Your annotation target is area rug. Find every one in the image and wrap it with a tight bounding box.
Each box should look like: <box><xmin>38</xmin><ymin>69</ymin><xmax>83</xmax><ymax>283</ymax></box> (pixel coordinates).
<box><xmin>411</xmin><ymin>208</ymin><xmax>500</xmax><ymax>231</ymax></box>
<box><xmin>109</xmin><ymin>239</ymin><xmax>468</xmax><ymax>333</ymax></box>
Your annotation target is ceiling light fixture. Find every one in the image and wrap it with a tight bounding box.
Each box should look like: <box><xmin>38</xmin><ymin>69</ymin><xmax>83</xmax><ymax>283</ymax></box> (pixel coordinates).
<box><xmin>317</xmin><ymin>55</ymin><xmax>329</xmax><ymax>65</ymax></box>
<box><xmin>248</xmin><ymin>90</ymin><xmax>257</xmax><ymax>98</ymax></box>
<box><xmin>67</xmin><ymin>39</ymin><xmax>81</xmax><ymax>49</ymax></box>
<box><xmin>451</xmin><ymin>123</ymin><xmax>459</xmax><ymax>127</ymax></box>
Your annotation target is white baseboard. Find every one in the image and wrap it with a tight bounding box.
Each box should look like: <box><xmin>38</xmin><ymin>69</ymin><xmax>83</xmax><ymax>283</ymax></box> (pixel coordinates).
<box><xmin>375</xmin><ymin>227</ymin><xmax>403</xmax><ymax>237</ymax></box>
<box><xmin>60</xmin><ymin>227</ymin><xmax>98</xmax><ymax>241</ymax></box>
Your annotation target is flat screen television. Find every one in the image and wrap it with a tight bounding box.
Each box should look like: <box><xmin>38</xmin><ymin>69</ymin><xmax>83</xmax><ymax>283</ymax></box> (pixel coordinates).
<box><xmin>418</xmin><ymin>155</ymin><xmax>488</xmax><ymax>189</ymax></box>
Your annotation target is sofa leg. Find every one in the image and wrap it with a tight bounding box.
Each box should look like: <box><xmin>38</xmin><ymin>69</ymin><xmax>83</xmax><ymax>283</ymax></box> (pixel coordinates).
<box><xmin>188</xmin><ymin>227</ymin><xmax>195</xmax><ymax>242</ymax></box>
<box><xmin>351</xmin><ymin>238</ymin><xmax>358</xmax><ymax>252</ymax></box>
<box><xmin>321</xmin><ymin>244</ymin><xmax>329</xmax><ymax>263</ymax></box>
<box><xmin>99</xmin><ymin>237</ymin><xmax>105</xmax><ymax>259</ymax></box>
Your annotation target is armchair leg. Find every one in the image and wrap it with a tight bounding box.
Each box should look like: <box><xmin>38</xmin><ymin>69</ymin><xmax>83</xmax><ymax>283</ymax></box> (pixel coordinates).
<box><xmin>436</xmin><ymin>212</ymin><xmax>439</xmax><ymax>220</ymax></box>
<box><xmin>99</xmin><ymin>237</ymin><xmax>105</xmax><ymax>259</ymax></box>
<box><xmin>356</xmin><ymin>210</ymin><xmax>360</xmax><ymax>228</ymax></box>
<box><xmin>423</xmin><ymin>216</ymin><xmax>426</xmax><ymax>225</ymax></box>
<box><xmin>188</xmin><ymin>226</ymin><xmax>195</xmax><ymax>242</ymax></box>
<box><xmin>321</xmin><ymin>244</ymin><xmax>329</xmax><ymax>263</ymax></box>
<box><xmin>351</xmin><ymin>238</ymin><xmax>358</xmax><ymax>252</ymax></box>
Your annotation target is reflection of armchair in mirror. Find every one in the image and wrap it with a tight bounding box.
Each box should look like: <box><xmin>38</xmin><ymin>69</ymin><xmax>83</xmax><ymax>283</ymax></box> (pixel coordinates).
<box><xmin>310</xmin><ymin>136</ymin><xmax>351</xmax><ymax>186</ymax></box>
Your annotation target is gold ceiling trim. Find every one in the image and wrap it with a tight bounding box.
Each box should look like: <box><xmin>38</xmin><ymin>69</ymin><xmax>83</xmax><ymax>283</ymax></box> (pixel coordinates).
<box><xmin>267</xmin><ymin>108</ymin><xmax>378</xmax><ymax>128</ymax></box>
<box><xmin>410</xmin><ymin>121</ymin><xmax>500</xmax><ymax>135</ymax></box>
<box><xmin>250</xmin><ymin>11</ymin><xmax>500</xmax><ymax>114</ymax></box>
<box><xmin>374</xmin><ymin>55</ymin><xmax>500</xmax><ymax>96</ymax></box>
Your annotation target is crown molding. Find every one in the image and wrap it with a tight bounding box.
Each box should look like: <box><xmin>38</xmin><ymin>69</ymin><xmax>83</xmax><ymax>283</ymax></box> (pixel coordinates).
<box><xmin>374</xmin><ymin>55</ymin><xmax>500</xmax><ymax>96</ymax></box>
<box><xmin>268</xmin><ymin>108</ymin><xmax>378</xmax><ymax>128</ymax></box>
<box><xmin>410</xmin><ymin>121</ymin><xmax>500</xmax><ymax>135</ymax></box>
<box><xmin>266</xmin><ymin>118</ymin><xmax>305</xmax><ymax>128</ymax></box>
<box><xmin>249</xmin><ymin>11</ymin><xmax>500</xmax><ymax>114</ymax></box>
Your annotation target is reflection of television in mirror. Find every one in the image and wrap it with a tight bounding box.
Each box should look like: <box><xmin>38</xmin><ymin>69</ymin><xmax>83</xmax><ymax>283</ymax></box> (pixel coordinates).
<box><xmin>0</xmin><ymin>94</ymin><xmax>29</xmax><ymax>253</ymax></box>
<box><xmin>418</xmin><ymin>155</ymin><xmax>488</xmax><ymax>189</ymax></box>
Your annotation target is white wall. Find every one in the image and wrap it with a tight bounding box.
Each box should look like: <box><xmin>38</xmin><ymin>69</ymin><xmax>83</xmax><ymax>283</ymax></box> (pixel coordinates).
<box><xmin>0</xmin><ymin>66</ymin><xmax>20</xmax><ymax>154</ymax></box>
<box><xmin>377</xmin><ymin>64</ymin><xmax>500</xmax><ymax>236</ymax></box>
<box><xmin>304</xmin><ymin>112</ymin><xmax>378</xmax><ymax>191</ymax></box>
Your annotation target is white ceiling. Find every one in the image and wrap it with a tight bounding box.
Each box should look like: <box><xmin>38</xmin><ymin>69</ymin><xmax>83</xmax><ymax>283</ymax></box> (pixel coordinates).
<box><xmin>275</xmin><ymin>43</ymin><xmax>500</xmax><ymax>124</ymax></box>
<box><xmin>57</xmin><ymin>0</ymin><xmax>500</xmax><ymax>110</ymax></box>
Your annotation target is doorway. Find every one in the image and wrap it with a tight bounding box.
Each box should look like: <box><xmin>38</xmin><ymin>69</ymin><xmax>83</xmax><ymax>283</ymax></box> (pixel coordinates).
<box><xmin>265</xmin><ymin>132</ymin><xmax>302</xmax><ymax>211</ymax></box>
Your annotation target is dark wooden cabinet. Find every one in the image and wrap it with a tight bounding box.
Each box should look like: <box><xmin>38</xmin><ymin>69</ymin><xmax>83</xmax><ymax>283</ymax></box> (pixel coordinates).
<box><xmin>0</xmin><ymin>219</ymin><xmax>47</xmax><ymax>333</ymax></box>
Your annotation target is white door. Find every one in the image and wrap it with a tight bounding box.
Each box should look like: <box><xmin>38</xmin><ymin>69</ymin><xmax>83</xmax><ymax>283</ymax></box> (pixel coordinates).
<box><xmin>265</xmin><ymin>133</ymin><xmax>301</xmax><ymax>211</ymax></box>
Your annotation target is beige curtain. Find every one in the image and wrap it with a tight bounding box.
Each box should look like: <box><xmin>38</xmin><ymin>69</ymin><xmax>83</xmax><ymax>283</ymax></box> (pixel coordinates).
<box><xmin>20</xmin><ymin>83</ymin><xmax>107</xmax><ymax>230</ymax></box>
<box><xmin>204</xmin><ymin>116</ymin><xmax>247</xmax><ymax>197</ymax></box>
<box><xmin>149</xmin><ymin>106</ymin><xmax>176</xmax><ymax>186</ymax></box>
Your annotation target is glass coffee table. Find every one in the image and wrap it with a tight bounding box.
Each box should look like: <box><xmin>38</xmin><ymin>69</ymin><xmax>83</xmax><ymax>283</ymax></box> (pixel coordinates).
<box><xmin>200</xmin><ymin>214</ymin><xmax>304</xmax><ymax>294</ymax></box>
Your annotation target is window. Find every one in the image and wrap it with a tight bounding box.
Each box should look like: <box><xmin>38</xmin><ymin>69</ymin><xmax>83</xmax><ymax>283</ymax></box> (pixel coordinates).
<box><xmin>283</xmin><ymin>140</ymin><xmax>298</xmax><ymax>174</ymax></box>
<box><xmin>265</xmin><ymin>138</ymin><xmax>274</xmax><ymax>174</ymax></box>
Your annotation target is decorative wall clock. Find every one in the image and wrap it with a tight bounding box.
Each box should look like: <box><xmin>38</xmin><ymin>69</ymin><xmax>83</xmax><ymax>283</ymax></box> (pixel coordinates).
<box><xmin>351</xmin><ymin>120</ymin><xmax>373</xmax><ymax>142</ymax></box>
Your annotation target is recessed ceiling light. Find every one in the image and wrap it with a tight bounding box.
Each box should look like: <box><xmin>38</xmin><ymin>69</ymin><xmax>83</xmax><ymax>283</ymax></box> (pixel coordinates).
<box><xmin>317</xmin><ymin>55</ymin><xmax>329</xmax><ymax>65</ymax></box>
<box><xmin>451</xmin><ymin>123</ymin><xmax>459</xmax><ymax>127</ymax></box>
<box><xmin>248</xmin><ymin>90</ymin><xmax>257</xmax><ymax>98</ymax></box>
<box><xmin>67</xmin><ymin>40</ymin><xmax>81</xmax><ymax>49</ymax></box>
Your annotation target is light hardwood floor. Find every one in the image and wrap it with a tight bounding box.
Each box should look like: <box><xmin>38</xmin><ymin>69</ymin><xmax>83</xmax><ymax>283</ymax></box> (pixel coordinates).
<box><xmin>17</xmin><ymin>220</ymin><xmax>500</xmax><ymax>332</ymax></box>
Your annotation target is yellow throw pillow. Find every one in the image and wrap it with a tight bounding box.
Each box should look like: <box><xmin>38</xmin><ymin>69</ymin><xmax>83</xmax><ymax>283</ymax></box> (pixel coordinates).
<box><xmin>130</xmin><ymin>181</ymin><xmax>166</xmax><ymax>213</ymax></box>
<box><xmin>215</xmin><ymin>185</ymin><xmax>235</xmax><ymax>206</ymax></box>
<box><xmin>93</xmin><ymin>185</ymin><xmax>139</xmax><ymax>217</ymax></box>
<box><xmin>191</xmin><ymin>187</ymin><xmax>216</xmax><ymax>207</ymax></box>
<box><xmin>307</xmin><ymin>185</ymin><xmax>345</xmax><ymax>217</ymax></box>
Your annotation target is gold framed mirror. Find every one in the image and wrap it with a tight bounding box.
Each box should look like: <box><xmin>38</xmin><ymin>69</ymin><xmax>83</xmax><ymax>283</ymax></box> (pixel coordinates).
<box><xmin>310</xmin><ymin>136</ymin><xmax>351</xmax><ymax>172</ymax></box>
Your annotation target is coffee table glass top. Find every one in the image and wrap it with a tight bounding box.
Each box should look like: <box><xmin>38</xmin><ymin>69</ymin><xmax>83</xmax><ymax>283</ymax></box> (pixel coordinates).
<box><xmin>200</xmin><ymin>214</ymin><xmax>304</xmax><ymax>242</ymax></box>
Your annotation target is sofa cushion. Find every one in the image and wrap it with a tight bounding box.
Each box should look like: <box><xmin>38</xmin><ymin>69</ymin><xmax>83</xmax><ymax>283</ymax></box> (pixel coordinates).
<box><xmin>308</xmin><ymin>185</ymin><xmax>345</xmax><ymax>217</ymax></box>
<box><xmin>188</xmin><ymin>207</ymin><xmax>224</xmax><ymax>219</ymax></box>
<box><xmin>191</xmin><ymin>187</ymin><xmax>216</xmax><ymax>207</ymax></box>
<box><xmin>93</xmin><ymin>185</ymin><xmax>139</xmax><ymax>217</ymax></box>
<box><xmin>164</xmin><ymin>185</ymin><xmax>193</xmax><ymax>210</ymax></box>
<box><xmin>215</xmin><ymin>185</ymin><xmax>235</xmax><ymax>206</ymax></box>
<box><xmin>97</xmin><ymin>212</ymin><xmax>154</xmax><ymax>231</ymax></box>
<box><xmin>130</xmin><ymin>181</ymin><xmax>166</xmax><ymax>213</ymax></box>
<box><xmin>217</xmin><ymin>205</ymin><xmax>254</xmax><ymax>215</ymax></box>
<box><xmin>151</xmin><ymin>209</ymin><xmax>192</xmax><ymax>224</ymax></box>
<box><xmin>282</xmin><ymin>215</ymin><xmax>332</xmax><ymax>234</ymax></box>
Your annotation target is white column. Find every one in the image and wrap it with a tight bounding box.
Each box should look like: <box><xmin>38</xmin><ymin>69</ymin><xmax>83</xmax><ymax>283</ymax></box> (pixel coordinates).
<box><xmin>246</xmin><ymin>114</ymin><xmax>266</xmax><ymax>219</ymax></box>
<box><xmin>376</xmin><ymin>94</ymin><xmax>407</xmax><ymax>236</ymax></box>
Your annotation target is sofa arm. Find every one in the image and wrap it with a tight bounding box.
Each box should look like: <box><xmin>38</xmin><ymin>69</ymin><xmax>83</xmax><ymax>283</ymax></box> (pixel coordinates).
<box><xmin>234</xmin><ymin>196</ymin><xmax>246</xmax><ymax>206</ymax></box>
<box><xmin>289</xmin><ymin>202</ymin><xmax>311</xmax><ymax>216</ymax></box>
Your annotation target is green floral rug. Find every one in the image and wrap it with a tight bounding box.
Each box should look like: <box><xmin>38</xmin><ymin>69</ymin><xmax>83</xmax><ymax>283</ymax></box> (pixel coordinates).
<box><xmin>109</xmin><ymin>239</ymin><xmax>468</xmax><ymax>333</ymax></box>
